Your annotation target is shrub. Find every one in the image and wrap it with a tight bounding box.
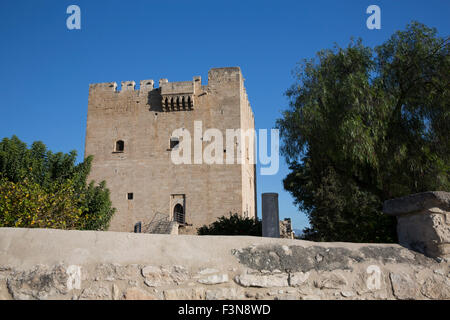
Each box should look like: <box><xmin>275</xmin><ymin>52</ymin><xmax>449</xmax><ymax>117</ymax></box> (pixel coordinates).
<box><xmin>197</xmin><ymin>213</ymin><xmax>262</xmax><ymax>236</ymax></box>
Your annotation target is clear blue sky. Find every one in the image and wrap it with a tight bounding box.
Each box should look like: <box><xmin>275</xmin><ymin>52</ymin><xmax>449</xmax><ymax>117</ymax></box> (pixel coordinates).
<box><xmin>1</xmin><ymin>0</ymin><xmax>449</xmax><ymax>232</ymax></box>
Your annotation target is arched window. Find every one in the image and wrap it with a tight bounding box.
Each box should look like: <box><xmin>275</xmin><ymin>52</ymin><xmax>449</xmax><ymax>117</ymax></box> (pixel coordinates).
<box><xmin>115</xmin><ymin>140</ymin><xmax>124</xmax><ymax>152</ymax></box>
<box><xmin>173</xmin><ymin>204</ymin><xmax>185</xmax><ymax>224</ymax></box>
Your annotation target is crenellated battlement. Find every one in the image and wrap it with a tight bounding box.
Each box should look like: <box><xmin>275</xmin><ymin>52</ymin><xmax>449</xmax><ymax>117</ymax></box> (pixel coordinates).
<box><xmin>89</xmin><ymin>81</ymin><xmax>118</xmax><ymax>92</ymax></box>
<box><xmin>140</xmin><ymin>79</ymin><xmax>154</xmax><ymax>90</ymax></box>
<box><xmin>89</xmin><ymin>76</ymin><xmax>203</xmax><ymax>111</ymax></box>
<box><xmin>121</xmin><ymin>81</ymin><xmax>136</xmax><ymax>91</ymax></box>
<box><xmin>89</xmin><ymin>67</ymin><xmax>242</xmax><ymax>94</ymax></box>
<box><xmin>88</xmin><ymin>67</ymin><xmax>245</xmax><ymax>112</ymax></box>
<box><xmin>89</xmin><ymin>79</ymin><xmax>155</xmax><ymax>93</ymax></box>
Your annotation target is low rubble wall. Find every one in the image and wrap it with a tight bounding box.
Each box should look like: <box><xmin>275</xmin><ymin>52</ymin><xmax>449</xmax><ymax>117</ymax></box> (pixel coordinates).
<box><xmin>0</xmin><ymin>227</ymin><xmax>448</xmax><ymax>300</ymax></box>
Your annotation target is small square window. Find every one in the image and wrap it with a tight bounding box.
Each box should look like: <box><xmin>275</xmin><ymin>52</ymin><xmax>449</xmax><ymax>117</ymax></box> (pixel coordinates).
<box><xmin>128</xmin><ymin>193</ymin><xmax>133</xmax><ymax>200</ymax></box>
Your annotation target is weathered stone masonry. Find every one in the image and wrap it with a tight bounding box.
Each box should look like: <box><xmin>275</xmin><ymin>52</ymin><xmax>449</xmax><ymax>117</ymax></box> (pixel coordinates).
<box><xmin>383</xmin><ymin>191</ymin><xmax>450</xmax><ymax>260</ymax></box>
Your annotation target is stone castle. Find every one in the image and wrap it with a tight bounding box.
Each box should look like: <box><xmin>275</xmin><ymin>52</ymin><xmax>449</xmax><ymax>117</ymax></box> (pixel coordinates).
<box><xmin>84</xmin><ymin>67</ymin><xmax>256</xmax><ymax>233</ymax></box>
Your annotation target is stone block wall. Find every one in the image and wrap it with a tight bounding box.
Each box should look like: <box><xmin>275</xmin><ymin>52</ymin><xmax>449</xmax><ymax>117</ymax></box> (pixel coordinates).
<box><xmin>85</xmin><ymin>67</ymin><xmax>256</xmax><ymax>233</ymax></box>
<box><xmin>0</xmin><ymin>228</ymin><xmax>448</xmax><ymax>300</ymax></box>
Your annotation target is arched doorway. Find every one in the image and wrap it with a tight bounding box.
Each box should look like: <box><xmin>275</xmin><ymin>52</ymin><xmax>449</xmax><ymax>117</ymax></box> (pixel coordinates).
<box><xmin>173</xmin><ymin>204</ymin><xmax>185</xmax><ymax>224</ymax></box>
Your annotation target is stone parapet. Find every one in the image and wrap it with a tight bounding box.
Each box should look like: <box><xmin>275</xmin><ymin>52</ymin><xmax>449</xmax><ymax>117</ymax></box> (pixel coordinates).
<box><xmin>0</xmin><ymin>228</ymin><xmax>448</xmax><ymax>300</ymax></box>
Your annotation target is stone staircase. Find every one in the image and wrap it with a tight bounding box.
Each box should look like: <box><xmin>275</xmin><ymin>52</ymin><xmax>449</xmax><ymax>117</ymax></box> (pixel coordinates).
<box><xmin>150</xmin><ymin>220</ymin><xmax>178</xmax><ymax>234</ymax></box>
<box><xmin>143</xmin><ymin>212</ymin><xmax>179</xmax><ymax>235</ymax></box>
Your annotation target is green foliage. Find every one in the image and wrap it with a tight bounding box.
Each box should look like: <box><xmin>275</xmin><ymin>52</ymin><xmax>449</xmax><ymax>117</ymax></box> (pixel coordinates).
<box><xmin>0</xmin><ymin>135</ymin><xmax>115</xmax><ymax>230</ymax></box>
<box><xmin>276</xmin><ymin>22</ymin><xmax>449</xmax><ymax>242</ymax></box>
<box><xmin>197</xmin><ymin>213</ymin><xmax>262</xmax><ymax>236</ymax></box>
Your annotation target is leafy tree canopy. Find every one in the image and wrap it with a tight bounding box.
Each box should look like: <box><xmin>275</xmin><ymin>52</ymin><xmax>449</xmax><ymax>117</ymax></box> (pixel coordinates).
<box><xmin>276</xmin><ymin>22</ymin><xmax>449</xmax><ymax>242</ymax></box>
<box><xmin>0</xmin><ymin>135</ymin><xmax>115</xmax><ymax>230</ymax></box>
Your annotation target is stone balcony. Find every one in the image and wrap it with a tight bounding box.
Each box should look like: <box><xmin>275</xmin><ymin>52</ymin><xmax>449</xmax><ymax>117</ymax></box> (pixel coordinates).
<box><xmin>159</xmin><ymin>77</ymin><xmax>201</xmax><ymax>111</ymax></box>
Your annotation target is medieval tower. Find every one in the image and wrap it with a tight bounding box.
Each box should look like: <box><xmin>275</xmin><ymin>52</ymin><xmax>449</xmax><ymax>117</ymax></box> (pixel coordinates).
<box><xmin>85</xmin><ymin>67</ymin><xmax>256</xmax><ymax>233</ymax></box>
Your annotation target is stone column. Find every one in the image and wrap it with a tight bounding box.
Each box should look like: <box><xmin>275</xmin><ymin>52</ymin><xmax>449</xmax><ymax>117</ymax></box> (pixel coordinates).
<box><xmin>262</xmin><ymin>193</ymin><xmax>280</xmax><ymax>238</ymax></box>
<box><xmin>383</xmin><ymin>191</ymin><xmax>450</xmax><ymax>260</ymax></box>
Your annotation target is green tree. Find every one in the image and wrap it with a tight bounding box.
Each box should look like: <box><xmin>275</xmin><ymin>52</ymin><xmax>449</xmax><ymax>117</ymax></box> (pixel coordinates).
<box><xmin>197</xmin><ymin>213</ymin><xmax>262</xmax><ymax>236</ymax></box>
<box><xmin>0</xmin><ymin>135</ymin><xmax>115</xmax><ymax>230</ymax></box>
<box><xmin>276</xmin><ymin>22</ymin><xmax>449</xmax><ymax>242</ymax></box>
